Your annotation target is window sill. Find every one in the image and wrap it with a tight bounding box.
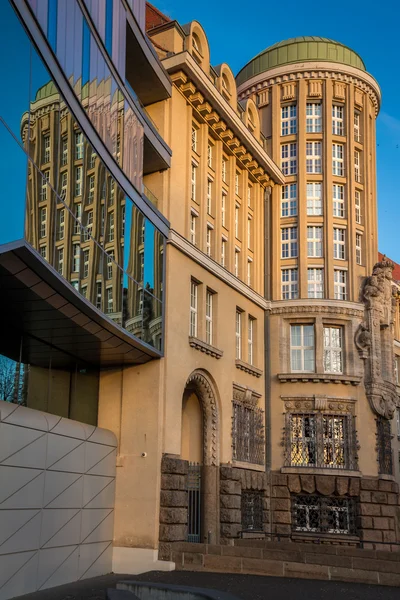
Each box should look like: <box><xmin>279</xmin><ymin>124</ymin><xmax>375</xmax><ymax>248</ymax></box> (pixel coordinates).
<box><xmin>232</xmin><ymin>460</ymin><xmax>265</xmax><ymax>471</ymax></box>
<box><xmin>235</xmin><ymin>359</ymin><xmax>263</xmax><ymax>378</ymax></box>
<box><xmin>281</xmin><ymin>467</ymin><xmax>361</xmax><ymax>477</ymax></box>
<box><xmin>291</xmin><ymin>532</ymin><xmax>360</xmax><ymax>545</ymax></box>
<box><xmin>278</xmin><ymin>373</ymin><xmax>361</xmax><ymax>386</ymax></box>
<box><xmin>188</xmin><ymin>336</ymin><xmax>223</xmax><ymax>359</ymax></box>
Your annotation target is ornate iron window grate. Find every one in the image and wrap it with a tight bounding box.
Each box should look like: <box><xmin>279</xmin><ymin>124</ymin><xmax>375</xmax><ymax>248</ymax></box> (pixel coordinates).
<box><xmin>232</xmin><ymin>401</ymin><xmax>265</xmax><ymax>465</ymax></box>
<box><xmin>292</xmin><ymin>495</ymin><xmax>357</xmax><ymax>535</ymax></box>
<box><xmin>187</xmin><ymin>463</ymin><xmax>201</xmax><ymax>543</ymax></box>
<box><xmin>284</xmin><ymin>413</ymin><xmax>358</xmax><ymax>470</ymax></box>
<box><xmin>241</xmin><ymin>490</ymin><xmax>263</xmax><ymax>531</ymax></box>
<box><xmin>376</xmin><ymin>417</ymin><xmax>393</xmax><ymax>475</ymax></box>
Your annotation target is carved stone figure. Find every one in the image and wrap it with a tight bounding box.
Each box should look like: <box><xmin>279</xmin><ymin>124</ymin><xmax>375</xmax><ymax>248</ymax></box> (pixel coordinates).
<box><xmin>354</xmin><ymin>323</ymin><xmax>372</xmax><ymax>359</ymax></box>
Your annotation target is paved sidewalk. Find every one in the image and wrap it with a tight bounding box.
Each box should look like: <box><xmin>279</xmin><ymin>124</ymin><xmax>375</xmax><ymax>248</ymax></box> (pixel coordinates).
<box><xmin>16</xmin><ymin>570</ymin><xmax>400</xmax><ymax>600</ymax></box>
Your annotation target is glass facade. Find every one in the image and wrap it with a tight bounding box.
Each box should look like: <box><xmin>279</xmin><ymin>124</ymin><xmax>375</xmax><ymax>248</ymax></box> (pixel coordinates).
<box><xmin>0</xmin><ymin>1</ymin><xmax>165</xmax><ymax>357</ymax></box>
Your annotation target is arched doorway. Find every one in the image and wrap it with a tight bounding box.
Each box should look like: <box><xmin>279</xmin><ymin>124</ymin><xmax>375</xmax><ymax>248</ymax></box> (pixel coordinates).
<box><xmin>181</xmin><ymin>370</ymin><xmax>220</xmax><ymax>544</ymax></box>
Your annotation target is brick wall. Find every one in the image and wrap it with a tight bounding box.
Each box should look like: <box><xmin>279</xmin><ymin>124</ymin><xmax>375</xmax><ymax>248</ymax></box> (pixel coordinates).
<box><xmin>159</xmin><ymin>454</ymin><xmax>188</xmax><ymax>543</ymax></box>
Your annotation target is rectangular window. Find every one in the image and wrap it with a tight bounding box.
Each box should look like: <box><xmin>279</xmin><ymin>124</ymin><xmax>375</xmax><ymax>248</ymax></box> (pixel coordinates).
<box><xmin>221</xmin><ymin>191</ymin><xmax>226</xmax><ymax>227</ymax></box>
<box><xmin>306</xmin><ymin>182</ymin><xmax>322</xmax><ymax>216</ymax></box>
<box><xmin>90</xmin><ymin>149</ymin><xmax>97</xmax><ymax>169</ymax></box>
<box><xmin>100</xmin><ymin>204</ymin><xmax>105</xmax><ymax>236</ymax></box>
<box><xmin>108</xmin><ymin>211</ymin><xmax>115</xmax><ymax>242</ymax></box>
<box><xmin>356</xmin><ymin>232</ymin><xmax>362</xmax><ymax>265</ymax></box>
<box><xmin>88</xmin><ymin>174</ymin><xmax>95</xmax><ymax>203</ymax></box>
<box><xmin>235</xmin><ymin>310</ymin><xmax>242</xmax><ymax>360</ymax></box>
<box><xmin>60</xmin><ymin>171</ymin><xmax>67</xmax><ymax>199</ymax></box>
<box><xmin>324</xmin><ymin>327</ymin><xmax>343</xmax><ymax>373</ymax></box>
<box><xmin>206</xmin><ymin>224</ymin><xmax>212</xmax><ymax>257</ymax></box>
<box><xmin>232</xmin><ymin>402</ymin><xmax>264</xmax><ymax>465</ymax></box>
<box><xmin>308</xmin><ymin>268</ymin><xmax>324</xmax><ymax>299</ymax></box>
<box><xmin>293</xmin><ymin>495</ymin><xmax>356</xmax><ymax>534</ymax></box>
<box><xmin>332</xmin><ymin>143</ymin><xmax>344</xmax><ymax>176</ymax></box>
<box><xmin>106</xmin><ymin>287</ymin><xmax>113</xmax><ymax>314</ymax></box>
<box><xmin>191</xmin><ymin>125</ymin><xmax>198</xmax><ymax>152</ymax></box>
<box><xmin>40</xmin><ymin>170</ymin><xmax>49</xmax><ymax>201</ymax></box>
<box><xmin>205</xmin><ymin>290</ymin><xmax>213</xmax><ymax>345</ymax></box>
<box><xmin>248</xmin><ymin>317</ymin><xmax>254</xmax><ymax>365</ymax></box>
<box><xmin>75</xmin><ymin>166</ymin><xmax>82</xmax><ymax>196</ymax></box>
<box><xmin>39</xmin><ymin>246</ymin><xmax>47</xmax><ymax>259</ymax></box>
<box><xmin>234</xmin><ymin>248</ymin><xmax>240</xmax><ymax>278</ymax></box>
<box><xmin>281</xmin><ymin>143</ymin><xmax>297</xmax><ymax>175</ymax></box>
<box><xmin>39</xmin><ymin>207</ymin><xmax>47</xmax><ymax>238</ymax></box>
<box><xmin>354</xmin><ymin>150</ymin><xmax>361</xmax><ymax>182</ymax></box>
<box><xmin>289</xmin><ymin>414</ymin><xmax>316</xmax><ymax>467</ymax></box>
<box><xmin>281</xmin><ymin>226</ymin><xmax>298</xmax><ymax>258</ymax></box>
<box><xmin>333</xmin><ymin>228</ymin><xmax>346</xmax><ymax>260</ymax></box>
<box><xmin>72</xmin><ymin>243</ymin><xmax>80</xmax><ymax>272</ymax></box>
<box><xmin>235</xmin><ymin>171</ymin><xmax>240</xmax><ymax>196</ymax></box>
<box><xmin>334</xmin><ymin>270</ymin><xmax>347</xmax><ymax>300</ymax></box>
<box><xmin>281</xmin><ymin>104</ymin><xmax>297</xmax><ymax>136</ymax></box>
<box><xmin>306</xmin><ymin>103</ymin><xmax>322</xmax><ymax>133</ymax></box>
<box><xmin>247</xmin><ymin>258</ymin><xmax>252</xmax><ymax>287</ymax></box>
<box><xmin>43</xmin><ymin>134</ymin><xmax>50</xmax><ymax>163</ymax></box>
<box><xmin>190</xmin><ymin>211</ymin><xmax>197</xmax><ymax>245</ymax></box>
<box><xmin>57</xmin><ymin>208</ymin><xmax>65</xmax><ymax>241</ymax></box>
<box><xmin>247</xmin><ymin>185</ymin><xmax>252</xmax><ymax>208</ymax></box>
<box><xmin>333</xmin><ymin>184</ymin><xmax>345</xmax><ymax>217</ymax></box>
<box><xmin>377</xmin><ymin>417</ymin><xmax>393</xmax><ymax>475</ymax></box>
<box><xmin>83</xmin><ymin>249</ymin><xmax>90</xmax><ymax>278</ymax></box>
<box><xmin>207</xmin><ymin>178</ymin><xmax>212</xmax><ymax>215</ymax></box>
<box><xmin>222</xmin><ymin>157</ymin><xmax>227</xmax><ymax>182</ymax></box>
<box><xmin>395</xmin><ymin>360</ymin><xmax>400</xmax><ymax>387</ymax></box>
<box><xmin>61</xmin><ymin>136</ymin><xmax>68</xmax><ymax>166</ymax></box>
<box><xmin>96</xmin><ymin>282</ymin><xmax>102</xmax><ymax>310</ymax></box>
<box><xmin>281</xmin><ymin>183</ymin><xmax>297</xmax><ymax>217</ymax></box>
<box><xmin>247</xmin><ymin>216</ymin><xmax>252</xmax><ymax>249</ymax></box>
<box><xmin>241</xmin><ymin>491</ymin><xmax>263</xmax><ymax>531</ymax></box>
<box><xmin>355</xmin><ymin>190</ymin><xmax>361</xmax><ymax>224</ymax></box>
<box><xmin>191</xmin><ymin>163</ymin><xmax>197</xmax><ymax>201</ymax></box>
<box><xmin>207</xmin><ymin>143</ymin><xmax>213</xmax><ymax>168</ymax></box>
<box><xmin>332</xmin><ymin>105</ymin><xmax>344</xmax><ymax>135</ymax></box>
<box><xmin>75</xmin><ymin>131</ymin><xmax>83</xmax><ymax>160</ymax></box>
<box><xmin>282</xmin><ymin>268</ymin><xmax>298</xmax><ymax>300</ymax></box>
<box><xmin>235</xmin><ymin>204</ymin><xmax>240</xmax><ymax>238</ymax></box>
<box><xmin>190</xmin><ymin>281</ymin><xmax>198</xmax><ymax>337</ymax></box>
<box><xmin>81</xmin><ymin>285</ymin><xmax>87</xmax><ymax>298</ymax></box>
<box><xmin>290</xmin><ymin>325</ymin><xmax>315</xmax><ymax>372</ymax></box>
<box><xmin>307</xmin><ymin>226</ymin><xmax>323</xmax><ymax>257</ymax></box>
<box><xmin>306</xmin><ymin>141</ymin><xmax>322</xmax><ymax>174</ymax></box>
<box><xmin>57</xmin><ymin>247</ymin><xmax>64</xmax><ymax>275</ymax></box>
<box><xmin>74</xmin><ymin>203</ymin><xmax>82</xmax><ymax>235</ymax></box>
<box><xmin>107</xmin><ymin>251</ymin><xmax>114</xmax><ymax>279</ymax></box>
<box><xmin>221</xmin><ymin>238</ymin><xmax>227</xmax><ymax>267</ymax></box>
<box><xmin>354</xmin><ymin>112</ymin><xmax>361</xmax><ymax>142</ymax></box>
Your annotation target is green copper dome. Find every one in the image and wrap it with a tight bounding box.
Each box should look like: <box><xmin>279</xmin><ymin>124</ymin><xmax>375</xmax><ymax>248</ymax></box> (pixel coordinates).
<box><xmin>236</xmin><ymin>37</ymin><xmax>366</xmax><ymax>86</ymax></box>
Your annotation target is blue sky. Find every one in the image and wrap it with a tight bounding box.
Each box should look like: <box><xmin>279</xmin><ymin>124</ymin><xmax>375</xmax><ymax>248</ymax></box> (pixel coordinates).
<box><xmin>157</xmin><ymin>0</ymin><xmax>400</xmax><ymax>262</ymax></box>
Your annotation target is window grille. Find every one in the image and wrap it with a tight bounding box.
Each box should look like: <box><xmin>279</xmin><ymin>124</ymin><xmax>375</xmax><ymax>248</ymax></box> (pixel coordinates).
<box><xmin>241</xmin><ymin>491</ymin><xmax>263</xmax><ymax>531</ymax></box>
<box><xmin>292</xmin><ymin>495</ymin><xmax>357</xmax><ymax>535</ymax></box>
<box><xmin>376</xmin><ymin>416</ymin><xmax>393</xmax><ymax>475</ymax></box>
<box><xmin>232</xmin><ymin>401</ymin><xmax>264</xmax><ymax>465</ymax></box>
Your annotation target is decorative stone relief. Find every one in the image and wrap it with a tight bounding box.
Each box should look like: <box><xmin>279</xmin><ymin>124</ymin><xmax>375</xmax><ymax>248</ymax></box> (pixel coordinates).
<box><xmin>308</xmin><ymin>80</ymin><xmax>322</xmax><ymax>97</ymax></box>
<box><xmin>334</xmin><ymin>82</ymin><xmax>346</xmax><ymax>100</ymax></box>
<box><xmin>282</xmin><ymin>82</ymin><xmax>296</xmax><ymax>100</ymax></box>
<box><xmin>354</xmin><ymin>89</ymin><xmax>364</xmax><ymax>109</ymax></box>
<box><xmin>257</xmin><ymin>90</ymin><xmax>269</xmax><ymax>107</ymax></box>
<box><xmin>232</xmin><ymin>383</ymin><xmax>261</xmax><ymax>407</ymax></box>
<box><xmin>357</xmin><ymin>258</ymin><xmax>397</xmax><ymax>419</ymax></box>
<box><xmin>185</xmin><ymin>370</ymin><xmax>219</xmax><ymax>466</ymax></box>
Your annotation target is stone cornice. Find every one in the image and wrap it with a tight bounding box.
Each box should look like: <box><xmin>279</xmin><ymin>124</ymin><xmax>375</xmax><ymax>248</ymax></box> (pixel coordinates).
<box><xmin>235</xmin><ymin>359</ymin><xmax>263</xmax><ymax>378</ymax></box>
<box><xmin>278</xmin><ymin>373</ymin><xmax>362</xmax><ymax>386</ymax></box>
<box><xmin>188</xmin><ymin>336</ymin><xmax>223</xmax><ymax>359</ymax></box>
<box><xmin>168</xmin><ymin>229</ymin><xmax>270</xmax><ymax>310</ymax></box>
<box><xmin>162</xmin><ymin>52</ymin><xmax>285</xmax><ymax>185</ymax></box>
<box><xmin>237</xmin><ymin>61</ymin><xmax>381</xmax><ymax>117</ymax></box>
<box><xmin>270</xmin><ymin>299</ymin><xmax>364</xmax><ymax>318</ymax></box>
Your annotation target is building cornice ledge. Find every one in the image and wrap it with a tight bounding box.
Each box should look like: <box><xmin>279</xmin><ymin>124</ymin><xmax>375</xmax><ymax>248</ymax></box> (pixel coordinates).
<box><xmin>168</xmin><ymin>229</ymin><xmax>270</xmax><ymax>310</ymax></box>
<box><xmin>271</xmin><ymin>299</ymin><xmax>364</xmax><ymax>317</ymax></box>
<box><xmin>235</xmin><ymin>359</ymin><xmax>263</xmax><ymax>378</ymax></box>
<box><xmin>188</xmin><ymin>336</ymin><xmax>223</xmax><ymax>359</ymax></box>
<box><xmin>278</xmin><ymin>373</ymin><xmax>362</xmax><ymax>386</ymax></box>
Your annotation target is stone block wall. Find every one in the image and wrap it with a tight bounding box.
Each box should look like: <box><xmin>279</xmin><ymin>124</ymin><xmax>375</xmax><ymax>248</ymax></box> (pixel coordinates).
<box><xmin>219</xmin><ymin>465</ymin><xmax>270</xmax><ymax>542</ymax></box>
<box><xmin>159</xmin><ymin>454</ymin><xmax>188</xmax><ymax>543</ymax></box>
<box><xmin>358</xmin><ymin>477</ymin><xmax>400</xmax><ymax>546</ymax></box>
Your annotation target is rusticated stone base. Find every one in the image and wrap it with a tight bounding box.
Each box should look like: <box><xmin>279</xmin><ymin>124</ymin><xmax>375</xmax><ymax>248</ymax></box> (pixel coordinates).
<box><xmin>159</xmin><ymin>454</ymin><xmax>189</xmax><ymax>543</ymax></box>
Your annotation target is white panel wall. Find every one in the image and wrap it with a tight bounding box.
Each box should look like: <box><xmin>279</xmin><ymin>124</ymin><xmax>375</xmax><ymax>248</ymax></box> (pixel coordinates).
<box><xmin>0</xmin><ymin>400</ymin><xmax>117</xmax><ymax>600</ymax></box>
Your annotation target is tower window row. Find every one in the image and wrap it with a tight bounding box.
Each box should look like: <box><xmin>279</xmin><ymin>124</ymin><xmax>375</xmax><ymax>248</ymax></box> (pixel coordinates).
<box><xmin>282</xmin><ymin>268</ymin><xmax>348</xmax><ymax>301</ymax></box>
<box><xmin>280</xmin><ymin>226</ymin><xmax>363</xmax><ymax>263</ymax></box>
<box><xmin>281</xmin><ymin>142</ymin><xmax>361</xmax><ymax>178</ymax></box>
<box><xmin>281</xmin><ymin>183</ymin><xmax>362</xmax><ymax>222</ymax></box>
<box><xmin>281</xmin><ymin>103</ymin><xmax>362</xmax><ymax>139</ymax></box>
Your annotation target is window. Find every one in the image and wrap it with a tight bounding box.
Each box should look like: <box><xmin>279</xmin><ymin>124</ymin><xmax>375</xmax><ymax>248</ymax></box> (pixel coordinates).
<box><xmin>324</xmin><ymin>327</ymin><xmax>343</xmax><ymax>373</ymax></box>
<box><xmin>139</xmin><ymin>252</ymin><xmax>144</xmax><ymax>282</ymax></box>
<box><xmin>88</xmin><ymin>174</ymin><xmax>95</xmax><ymax>203</ymax></box>
<box><xmin>333</xmin><ymin>184</ymin><xmax>345</xmax><ymax>217</ymax></box>
<box><xmin>247</xmin><ymin>185</ymin><xmax>252</xmax><ymax>208</ymax></box>
<box><xmin>74</xmin><ymin>203</ymin><xmax>82</xmax><ymax>234</ymax></box>
<box><xmin>247</xmin><ymin>216</ymin><xmax>252</xmax><ymax>249</ymax></box>
<box><xmin>306</xmin><ymin>141</ymin><xmax>322</xmax><ymax>174</ymax></box>
<box><xmin>60</xmin><ymin>171</ymin><xmax>67</xmax><ymax>200</ymax></box>
<box><xmin>207</xmin><ymin>143</ymin><xmax>213</xmax><ymax>168</ymax></box>
<box><xmin>221</xmin><ymin>191</ymin><xmax>226</xmax><ymax>227</ymax></box>
<box><xmin>75</xmin><ymin>131</ymin><xmax>83</xmax><ymax>159</ymax></box>
<box><xmin>334</xmin><ymin>270</ymin><xmax>347</xmax><ymax>300</ymax></box>
<box><xmin>355</xmin><ymin>190</ymin><xmax>361</xmax><ymax>224</ymax></box>
<box><xmin>221</xmin><ymin>238</ymin><xmax>227</xmax><ymax>267</ymax></box>
<box><xmin>235</xmin><ymin>203</ymin><xmax>240</xmax><ymax>238</ymax></box>
<box><xmin>306</xmin><ymin>182</ymin><xmax>322</xmax><ymax>216</ymax></box>
<box><xmin>39</xmin><ymin>207</ymin><xmax>47</xmax><ymax>238</ymax></box>
<box><xmin>57</xmin><ymin>247</ymin><xmax>64</xmax><ymax>275</ymax></box>
<box><xmin>96</xmin><ymin>282</ymin><xmax>102</xmax><ymax>310</ymax></box>
<box><xmin>281</xmin><ymin>104</ymin><xmax>297</xmax><ymax>136</ymax></box>
<box><xmin>205</xmin><ymin>290</ymin><xmax>213</xmax><ymax>345</ymax></box>
<box><xmin>100</xmin><ymin>204</ymin><xmax>105</xmax><ymax>236</ymax></box>
<box><xmin>108</xmin><ymin>211</ymin><xmax>115</xmax><ymax>242</ymax></box>
<box><xmin>308</xmin><ymin>268</ymin><xmax>324</xmax><ymax>299</ymax></box>
<box><xmin>106</xmin><ymin>287</ymin><xmax>113</xmax><ymax>314</ymax></box>
<box><xmin>75</xmin><ymin>166</ymin><xmax>82</xmax><ymax>196</ymax></box>
<box><xmin>207</xmin><ymin>178</ymin><xmax>212</xmax><ymax>215</ymax></box>
<box><xmin>356</xmin><ymin>233</ymin><xmax>362</xmax><ymax>265</ymax></box>
<box><xmin>222</xmin><ymin>157</ymin><xmax>227</xmax><ymax>182</ymax></box>
<box><xmin>232</xmin><ymin>401</ymin><xmax>264</xmax><ymax>465</ymax></box>
<box><xmin>307</xmin><ymin>226</ymin><xmax>323</xmax><ymax>257</ymax></box>
<box><xmin>377</xmin><ymin>417</ymin><xmax>393</xmax><ymax>475</ymax></box>
<box><xmin>281</xmin><ymin>227</ymin><xmax>298</xmax><ymax>258</ymax></box>
<box><xmin>43</xmin><ymin>134</ymin><xmax>50</xmax><ymax>163</ymax></box>
<box><xmin>191</xmin><ymin>162</ymin><xmax>197</xmax><ymax>201</ymax></box>
<box><xmin>107</xmin><ymin>251</ymin><xmax>114</xmax><ymax>279</ymax></box>
<box><xmin>293</xmin><ymin>495</ymin><xmax>356</xmax><ymax>535</ymax></box>
<box><xmin>332</xmin><ymin>105</ymin><xmax>344</xmax><ymax>135</ymax></box>
<box><xmin>306</xmin><ymin>103</ymin><xmax>322</xmax><ymax>133</ymax></box>
<box><xmin>190</xmin><ymin>281</ymin><xmax>198</xmax><ymax>337</ymax></box>
<box><xmin>333</xmin><ymin>228</ymin><xmax>345</xmax><ymax>260</ymax></box>
<box><xmin>235</xmin><ymin>171</ymin><xmax>240</xmax><ymax>196</ymax></box>
<box><xmin>109</xmin><ymin>180</ymin><xmax>115</xmax><ymax>205</ymax></box>
<box><xmin>234</xmin><ymin>248</ymin><xmax>240</xmax><ymax>278</ymax></box>
<box><xmin>241</xmin><ymin>491</ymin><xmax>263</xmax><ymax>531</ymax></box>
<box><xmin>81</xmin><ymin>285</ymin><xmax>87</xmax><ymax>299</ymax></box>
<box><xmin>190</xmin><ymin>211</ymin><xmax>197</xmax><ymax>245</ymax></box>
<box><xmin>281</xmin><ymin>143</ymin><xmax>297</xmax><ymax>175</ymax></box>
<box><xmin>247</xmin><ymin>258</ymin><xmax>252</xmax><ymax>287</ymax></box>
<box><xmin>354</xmin><ymin>150</ymin><xmax>361</xmax><ymax>182</ymax></box>
<box><xmin>281</xmin><ymin>183</ymin><xmax>297</xmax><ymax>217</ymax></box>
<box><xmin>39</xmin><ymin>246</ymin><xmax>47</xmax><ymax>259</ymax></box>
<box><xmin>57</xmin><ymin>208</ymin><xmax>65</xmax><ymax>241</ymax></box>
<box><xmin>354</xmin><ymin>112</ymin><xmax>361</xmax><ymax>142</ymax></box>
<box><xmin>290</xmin><ymin>325</ymin><xmax>315</xmax><ymax>372</ymax></box>
<box><xmin>121</xmin><ymin>204</ymin><xmax>125</xmax><ymax>236</ymax></box>
<box><xmin>248</xmin><ymin>317</ymin><xmax>254</xmax><ymax>365</ymax></box>
<box><xmin>61</xmin><ymin>136</ymin><xmax>68</xmax><ymax>166</ymax></box>
<box><xmin>83</xmin><ymin>249</ymin><xmax>90</xmax><ymax>278</ymax></box>
<box><xmin>191</xmin><ymin>125</ymin><xmax>198</xmax><ymax>152</ymax></box>
<box><xmin>72</xmin><ymin>243</ymin><xmax>80</xmax><ymax>272</ymax></box>
<box><xmin>282</xmin><ymin>268</ymin><xmax>298</xmax><ymax>300</ymax></box>
<box><xmin>90</xmin><ymin>149</ymin><xmax>96</xmax><ymax>169</ymax></box>
<box><xmin>332</xmin><ymin>143</ymin><xmax>344</xmax><ymax>176</ymax></box>
<box><xmin>235</xmin><ymin>310</ymin><xmax>242</xmax><ymax>359</ymax></box>
<box><xmin>206</xmin><ymin>224</ymin><xmax>212</xmax><ymax>257</ymax></box>
<box><xmin>40</xmin><ymin>170</ymin><xmax>49</xmax><ymax>201</ymax></box>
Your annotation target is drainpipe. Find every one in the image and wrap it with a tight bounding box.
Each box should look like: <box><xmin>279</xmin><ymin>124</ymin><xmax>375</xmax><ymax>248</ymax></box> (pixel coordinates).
<box><xmin>264</xmin><ymin>185</ymin><xmax>272</xmax><ymax>471</ymax></box>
